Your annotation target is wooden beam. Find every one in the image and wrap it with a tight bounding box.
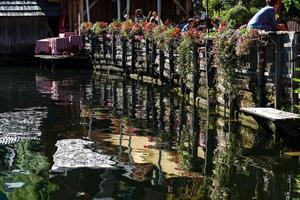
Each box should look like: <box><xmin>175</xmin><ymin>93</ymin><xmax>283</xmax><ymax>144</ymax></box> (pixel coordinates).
<box><xmin>83</xmin><ymin>0</ymin><xmax>99</xmax><ymax>18</ymax></box>
<box><xmin>117</xmin><ymin>0</ymin><xmax>121</xmax><ymax>20</ymax></box>
<box><xmin>68</xmin><ymin>0</ymin><xmax>73</xmax><ymax>31</ymax></box>
<box><xmin>172</xmin><ymin>0</ymin><xmax>188</xmax><ymax>17</ymax></box>
<box><xmin>85</xmin><ymin>0</ymin><xmax>91</xmax><ymax>22</ymax></box>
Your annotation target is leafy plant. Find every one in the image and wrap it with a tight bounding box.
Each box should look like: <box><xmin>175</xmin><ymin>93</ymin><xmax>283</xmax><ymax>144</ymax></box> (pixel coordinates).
<box><xmin>80</xmin><ymin>22</ymin><xmax>93</xmax><ymax>34</ymax></box>
<box><xmin>282</xmin><ymin>0</ymin><xmax>300</xmax><ymax>20</ymax></box>
<box><xmin>224</xmin><ymin>4</ymin><xmax>250</xmax><ymax>29</ymax></box>
<box><xmin>91</xmin><ymin>21</ymin><xmax>109</xmax><ymax>36</ymax></box>
<box><xmin>107</xmin><ymin>19</ymin><xmax>122</xmax><ymax>34</ymax></box>
<box><xmin>293</xmin><ymin>66</ymin><xmax>300</xmax><ymax>110</ymax></box>
<box><xmin>177</xmin><ymin>36</ymin><xmax>193</xmax><ymax>82</ymax></box>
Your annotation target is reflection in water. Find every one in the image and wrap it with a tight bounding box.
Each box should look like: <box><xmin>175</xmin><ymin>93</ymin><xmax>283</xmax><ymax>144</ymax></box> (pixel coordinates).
<box><xmin>0</xmin><ymin>67</ymin><xmax>299</xmax><ymax>199</ymax></box>
<box><xmin>0</xmin><ymin>107</ymin><xmax>47</xmax><ymax>145</ymax></box>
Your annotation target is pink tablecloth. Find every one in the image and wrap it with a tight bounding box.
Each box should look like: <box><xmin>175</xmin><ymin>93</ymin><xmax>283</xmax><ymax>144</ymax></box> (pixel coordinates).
<box><xmin>35</xmin><ymin>34</ymin><xmax>83</xmax><ymax>55</ymax></box>
<box><xmin>35</xmin><ymin>38</ymin><xmax>51</xmax><ymax>54</ymax></box>
<box><xmin>59</xmin><ymin>31</ymin><xmax>76</xmax><ymax>38</ymax></box>
<box><xmin>69</xmin><ymin>35</ymin><xmax>83</xmax><ymax>48</ymax></box>
<box><xmin>51</xmin><ymin>37</ymin><xmax>70</xmax><ymax>55</ymax></box>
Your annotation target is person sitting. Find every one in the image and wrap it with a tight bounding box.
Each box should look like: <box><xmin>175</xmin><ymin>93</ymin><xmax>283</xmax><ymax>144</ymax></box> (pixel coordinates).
<box><xmin>134</xmin><ymin>9</ymin><xmax>146</xmax><ymax>23</ymax></box>
<box><xmin>247</xmin><ymin>0</ymin><xmax>283</xmax><ymax>31</ymax></box>
<box><xmin>149</xmin><ymin>11</ymin><xmax>163</xmax><ymax>25</ymax></box>
<box><xmin>182</xmin><ymin>18</ymin><xmax>194</xmax><ymax>32</ymax></box>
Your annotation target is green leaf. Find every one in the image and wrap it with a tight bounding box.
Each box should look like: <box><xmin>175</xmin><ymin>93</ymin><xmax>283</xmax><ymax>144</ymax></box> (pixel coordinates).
<box><xmin>293</xmin><ymin>78</ymin><xmax>300</xmax><ymax>82</ymax></box>
<box><xmin>293</xmin><ymin>0</ymin><xmax>300</xmax><ymax>11</ymax></box>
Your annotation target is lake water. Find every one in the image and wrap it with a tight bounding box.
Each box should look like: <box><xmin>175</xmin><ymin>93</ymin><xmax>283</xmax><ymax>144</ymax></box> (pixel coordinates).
<box><xmin>0</xmin><ymin>66</ymin><xmax>299</xmax><ymax>200</ymax></box>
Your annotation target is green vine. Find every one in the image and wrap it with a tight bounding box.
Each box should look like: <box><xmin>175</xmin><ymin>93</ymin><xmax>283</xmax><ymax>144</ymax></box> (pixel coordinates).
<box><xmin>177</xmin><ymin>36</ymin><xmax>193</xmax><ymax>82</ymax></box>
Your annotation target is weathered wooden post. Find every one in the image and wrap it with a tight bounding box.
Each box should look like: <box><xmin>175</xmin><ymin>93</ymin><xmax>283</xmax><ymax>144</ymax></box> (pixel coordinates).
<box><xmin>249</xmin><ymin>41</ymin><xmax>258</xmax><ymax>104</ymax></box>
<box><xmin>145</xmin><ymin>39</ymin><xmax>151</xmax><ymax>75</ymax></box>
<box><xmin>290</xmin><ymin>32</ymin><xmax>299</xmax><ymax>112</ymax></box>
<box><xmin>102</xmin><ymin>32</ymin><xmax>107</xmax><ymax>62</ymax></box>
<box><xmin>192</xmin><ymin>42</ymin><xmax>200</xmax><ymax>103</ymax></box>
<box><xmin>169</xmin><ymin>41</ymin><xmax>175</xmax><ymax>87</ymax></box>
<box><xmin>111</xmin><ymin>32</ymin><xmax>117</xmax><ymax>65</ymax></box>
<box><xmin>257</xmin><ymin>37</ymin><xmax>267</xmax><ymax>107</ymax></box>
<box><xmin>131</xmin><ymin>37</ymin><xmax>136</xmax><ymax>74</ymax></box>
<box><xmin>121</xmin><ymin>38</ymin><xmax>128</xmax><ymax>74</ymax></box>
<box><xmin>150</xmin><ymin>41</ymin><xmax>157</xmax><ymax>77</ymax></box>
<box><xmin>205</xmin><ymin>39</ymin><xmax>214</xmax><ymax>108</ymax></box>
<box><xmin>274</xmin><ymin>33</ymin><xmax>283</xmax><ymax>109</ymax></box>
<box><xmin>159</xmin><ymin>46</ymin><xmax>165</xmax><ymax>82</ymax></box>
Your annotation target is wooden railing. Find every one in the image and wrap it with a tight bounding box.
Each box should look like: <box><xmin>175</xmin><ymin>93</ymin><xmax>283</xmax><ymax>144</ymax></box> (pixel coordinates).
<box><xmin>86</xmin><ymin>31</ymin><xmax>300</xmax><ymax>116</ymax></box>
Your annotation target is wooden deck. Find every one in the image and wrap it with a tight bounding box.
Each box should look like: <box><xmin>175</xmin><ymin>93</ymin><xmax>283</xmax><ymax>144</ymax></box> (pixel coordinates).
<box><xmin>240</xmin><ymin>107</ymin><xmax>300</xmax><ymax>121</ymax></box>
<box><xmin>240</xmin><ymin>107</ymin><xmax>300</xmax><ymax>145</ymax></box>
<box><xmin>35</xmin><ymin>55</ymin><xmax>91</xmax><ymax>69</ymax></box>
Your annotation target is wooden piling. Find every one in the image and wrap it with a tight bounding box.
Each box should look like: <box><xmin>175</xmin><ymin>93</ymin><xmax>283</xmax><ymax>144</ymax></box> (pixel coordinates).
<box><xmin>159</xmin><ymin>46</ymin><xmax>165</xmax><ymax>82</ymax></box>
<box><xmin>275</xmin><ymin>34</ymin><xmax>283</xmax><ymax>109</ymax></box>
<box><xmin>169</xmin><ymin>41</ymin><xmax>175</xmax><ymax>87</ymax></box>
<box><xmin>131</xmin><ymin>37</ymin><xmax>136</xmax><ymax>74</ymax></box>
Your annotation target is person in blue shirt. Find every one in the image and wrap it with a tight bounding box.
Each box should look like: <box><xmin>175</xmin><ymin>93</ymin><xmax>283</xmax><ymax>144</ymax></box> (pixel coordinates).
<box><xmin>247</xmin><ymin>0</ymin><xmax>280</xmax><ymax>31</ymax></box>
<box><xmin>182</xmin><ymin>18</ymin><xmax>194</xmax><ymax>32</ymax></box>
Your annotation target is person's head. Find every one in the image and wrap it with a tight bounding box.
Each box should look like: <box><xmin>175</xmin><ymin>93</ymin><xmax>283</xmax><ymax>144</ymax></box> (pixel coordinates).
<box><xmin>135</xmin><ymin>9</ymin><xmax>143</xmax><ymax>17</ymax></box>
<box><xmin>266</xmin><ymin>0</ymin><xmax>280</xmax><ymax>10</ymax></box>
<box><xmin>152</xmin><ymin>11</ymin><xmax>157</xmax><ymax>17</ymax></box>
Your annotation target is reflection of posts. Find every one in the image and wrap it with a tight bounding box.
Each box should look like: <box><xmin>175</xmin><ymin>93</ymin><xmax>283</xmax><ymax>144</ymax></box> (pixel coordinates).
<box><xmin>157</xmin><ymin>150</ymin><xmax>164</xmax><ymax>185</ymax></box>
<box><xmin>122</xmin><ymin>80</ymin><xmax>128</xmax><ymax>115</ymax></box>
<box><xmin>128</xmin><ymin>135</ymin><xmax>133</xmax><ymax>164</ymax></box>
<box><xmin>192</xmin><ymin>105</ymin><xmax>200</xmax><ymax>171</ymax></box>
<box><xmin>204</xmin><ymin>109</ymin><xmax>216</xmax><ymax>176</ymax></box>
<box><xmin>97</xmin><ymin>169</ymin><xmax>116</xmax><ymax>199</ymax></box>
<box><xmin>159</xmin><ymin>92</ymin><xmax>165</xmax><ymax>131</ymax></box>
<box><xmin>131</xmin><ymin>82</ymin><xmax>137</xmax><ymax>118</ymax></box>
<box><xmin>118</xmin><ymin>118</ymin><xmax>125</xmax><ymax>156</ymax></box>
<box><xmin>88</xmin><ymin>112</ymin><xmax>93</xmax><ymax>141</ymax></box>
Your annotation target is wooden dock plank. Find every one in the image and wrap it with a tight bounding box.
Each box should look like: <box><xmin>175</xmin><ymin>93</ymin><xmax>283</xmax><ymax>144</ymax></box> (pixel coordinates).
<box><xmin>34</xmin><ymin>55</ymin><xmax>88</xmax><ymax>60</ymax></box>
<box><xmin>240</xmin><ymin>107</ymin><xmax>300</xmax><ymax>121</ymax></box>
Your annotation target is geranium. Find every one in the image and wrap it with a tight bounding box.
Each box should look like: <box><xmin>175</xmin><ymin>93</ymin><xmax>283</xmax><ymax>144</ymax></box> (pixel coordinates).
<box><xmin>162</xmin><ymin>27</ymin><xmax>181</xmax><ymax>44</ymax></box>
<box><xmin>131</xmin><ymin>22</ymin><xmax>143</xmax><ymax>36</ymax></box>
<box><xmin>184</xmin><ymin>28</ymin><xmax>203</xmax><ymax>42</ymax></box>
<box><xmin>152</xmin><ymin>25</ymin><xmax>167</xmax><ymax>45</ymax></box>
<box><xmin>91</xmin><ymin>21</ymin><xmax>109</xmax><ymax>35</ymax></box>
<box><xmin>80</xmin><ymin>22</ymin><xmax>93</xmax><ymax>34</ymax></box>
<box><xmin>143</xmin><ymin>22</ymin><xmax>157</xmax><ymax>40</ymax></box>
<box><xmin>108</xmin><ymin>20</ymin><xmax>122</xmax><ymax>33</ymax></box>
<box><xmin>120</xmin><ymin>20</ymin><xmax>133</xmax><ymax>38</ymax></box>
<box><xmin>236</xmin><ymin>27</ymin><xmax>266</xmax><ymax>56</ymax></box>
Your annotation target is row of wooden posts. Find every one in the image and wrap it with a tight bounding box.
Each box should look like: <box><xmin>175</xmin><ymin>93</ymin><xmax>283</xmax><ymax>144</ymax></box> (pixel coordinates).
<box><xmin>87</xmin><ymin>31</ymin><xmax>300</xmax><ymax>116</ymax></box>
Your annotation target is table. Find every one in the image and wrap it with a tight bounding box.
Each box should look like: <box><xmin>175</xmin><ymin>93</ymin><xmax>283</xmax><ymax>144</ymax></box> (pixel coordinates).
<box><xmin>51</xmin><ymin>37</ymin><xmax>70</xmax><ymax>55</ymax></box>
<box><xmin>35</xmin><ymin>38</ymin><xmax>51</xmax><ymax>54</ymax></box>
<box><xmin>35</xmin><ymin>33</ymin><xmax>83</xmax><ymax>55</ymax></box>
<box><xmin>59</xmin><ymin>31</ymin><xmax>77</xmax><ymax>38</ymax></box>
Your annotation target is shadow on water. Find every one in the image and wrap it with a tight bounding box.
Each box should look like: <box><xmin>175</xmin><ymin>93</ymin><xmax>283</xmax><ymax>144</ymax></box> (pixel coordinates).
<box><xmin>0</xmin><ymin>67</ymin><xmax>299</xmax><ymax>199</ymax></box>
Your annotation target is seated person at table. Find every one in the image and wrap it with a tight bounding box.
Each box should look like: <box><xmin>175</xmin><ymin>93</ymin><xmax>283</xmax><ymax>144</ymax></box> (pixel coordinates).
<box><xmin>247</xmin><ymin>0</ymin><xmax>283</xmax><ymax>31</ymax></box>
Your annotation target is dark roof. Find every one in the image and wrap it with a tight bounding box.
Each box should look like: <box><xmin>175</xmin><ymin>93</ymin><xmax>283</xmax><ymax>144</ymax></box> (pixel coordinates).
<box><xmin>0</xmin><ymin>0</ymin><xmax>61</xmax><ymax>17</ymax></box>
